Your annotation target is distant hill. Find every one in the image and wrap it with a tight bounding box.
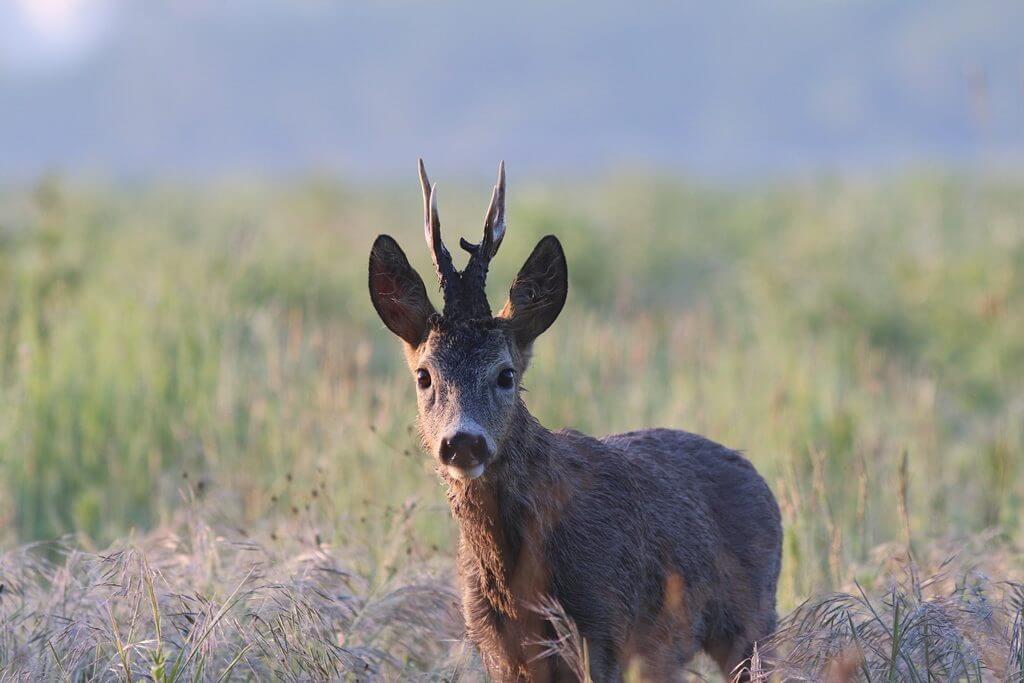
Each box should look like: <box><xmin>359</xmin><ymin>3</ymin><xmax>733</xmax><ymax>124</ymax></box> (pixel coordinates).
<box><xmin>1</xmin><ymin>0</ymin><xmax>1022</xmax><ymax>180</ymax></box>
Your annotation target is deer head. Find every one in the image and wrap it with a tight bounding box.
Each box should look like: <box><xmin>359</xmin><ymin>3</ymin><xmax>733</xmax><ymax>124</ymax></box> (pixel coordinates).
<box><xmin>369</xmin><ymin>160</ymin><xmax>568</xmax><ymax>482</ymax></box>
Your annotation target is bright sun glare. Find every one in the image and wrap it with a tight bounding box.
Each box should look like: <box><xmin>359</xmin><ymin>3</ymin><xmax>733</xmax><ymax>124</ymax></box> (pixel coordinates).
<box><xmin>4</xmin><ymin>0</ymin><xmax>112</xmax><ymax>70</ymax></box>
<box><xmin>18</xmin><ymin>0</ymin><xmax>93</xmax><ymax>38</ymax></box>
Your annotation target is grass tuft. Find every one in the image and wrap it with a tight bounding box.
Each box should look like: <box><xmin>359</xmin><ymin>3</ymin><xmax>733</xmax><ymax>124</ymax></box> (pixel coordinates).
<box><xmin>0</xmin><ymin>514</ymin><xmax>467</xmax><ymax>681</ymax></box>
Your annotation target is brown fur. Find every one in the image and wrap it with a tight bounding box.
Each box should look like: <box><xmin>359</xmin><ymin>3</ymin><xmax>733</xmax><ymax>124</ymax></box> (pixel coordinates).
<box><xmin>368</xmin><ymin>168</ymin><xmax>782</xmax><ymax>681</ymax></box>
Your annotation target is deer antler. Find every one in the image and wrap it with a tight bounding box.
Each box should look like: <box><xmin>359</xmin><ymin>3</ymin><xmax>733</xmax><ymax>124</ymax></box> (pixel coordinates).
<box><xmin>419</xmin><ymin>159</ymin><xmax>506</xmax><ymax>319</ymax></box>
<box><xmin>419</xmin><ymin>159</ymin><xmax>460</xmax><ymax>306</ymax></box>
<box><xmin>460</xmin><ymin>161</ymin><xmax>506</xmax><ymax>304</ymax></box>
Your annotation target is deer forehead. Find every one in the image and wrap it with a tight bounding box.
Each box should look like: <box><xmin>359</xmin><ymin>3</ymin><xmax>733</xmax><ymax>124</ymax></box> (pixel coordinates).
<box><xmin>419</xmin><ymin>324</ymin><xmax>512</xmax><ymax>377</ymax></box>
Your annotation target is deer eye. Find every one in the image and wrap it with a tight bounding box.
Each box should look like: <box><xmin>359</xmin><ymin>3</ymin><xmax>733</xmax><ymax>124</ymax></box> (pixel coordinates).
<box><xmin>416</xmin><ymin>369</ymin><xmax>432</xmax><ymax>390</ymax></box>
<box><xmin>497</xmin><ymin>368</ymin><xmax>516</xmax><ymax>390</ymax></box>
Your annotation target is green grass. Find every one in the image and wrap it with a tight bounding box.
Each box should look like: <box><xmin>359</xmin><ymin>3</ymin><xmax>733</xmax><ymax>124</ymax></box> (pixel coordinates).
<box><xmin>1</xmin><ymin>171</ymin><xmax>1022</xmax><ymax>622</ymax></box>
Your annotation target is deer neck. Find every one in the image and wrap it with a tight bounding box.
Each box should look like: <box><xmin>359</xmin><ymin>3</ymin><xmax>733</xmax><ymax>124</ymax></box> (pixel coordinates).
<box><xmin>445</xmin><ymin>403</ymin><xmax>564</xmax><ymax>618</ymax></box>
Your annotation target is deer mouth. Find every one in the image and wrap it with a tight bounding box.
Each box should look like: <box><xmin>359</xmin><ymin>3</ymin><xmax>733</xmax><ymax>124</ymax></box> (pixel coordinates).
<box><xmin>447</xmin><ymin>462</ymin><xmax>486</xmax><ymax>481</ymax></box>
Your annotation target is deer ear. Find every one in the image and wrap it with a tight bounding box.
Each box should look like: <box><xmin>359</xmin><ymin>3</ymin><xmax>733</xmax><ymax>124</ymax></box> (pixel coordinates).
<box><xmin>499</xmin><ymin>235</ymin><xmax>568</xmax><ymax>348</ymax></box>
<box><xmin>369</xmin><ymin>235</ymin><xmax>436</xmax><ymax>347</ymax></box>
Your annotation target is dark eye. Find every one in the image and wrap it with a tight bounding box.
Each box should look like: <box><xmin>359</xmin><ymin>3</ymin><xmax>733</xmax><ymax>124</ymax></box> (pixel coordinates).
<box><xmin>416</xmin><ymin>369</ymin><xmax>432</xmax><ymax>390</ymax></box>
<box><xmin>497</xmin><ymin>368</ymin><xmax>516</xmax><ymax>390</ymax></box>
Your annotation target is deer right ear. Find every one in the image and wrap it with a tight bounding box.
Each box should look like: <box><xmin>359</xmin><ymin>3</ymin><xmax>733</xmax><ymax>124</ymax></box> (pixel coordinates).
<box><xmin>499</xmin><ymin>235</ymin><xmax>568</xmax><ymax>349</ymax></box>
<box><xmin>369</xmin><ymin>235</ymin><xmax>436</xmax><ymax>347</ymax></box>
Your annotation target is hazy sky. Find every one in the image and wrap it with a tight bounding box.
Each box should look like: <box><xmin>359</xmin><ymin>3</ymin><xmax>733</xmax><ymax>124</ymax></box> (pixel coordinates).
<box><xmin>1</xmin><ymin>0</ymin><xmax>1022</xmax><ymax>180</ymax></box>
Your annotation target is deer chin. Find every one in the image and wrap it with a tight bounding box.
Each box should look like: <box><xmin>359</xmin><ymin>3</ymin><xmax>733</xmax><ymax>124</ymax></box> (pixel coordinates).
<box><xmin>447</xmin><ymin>462</ymin><xmax>486</xmax><ymax>481</ymax></box>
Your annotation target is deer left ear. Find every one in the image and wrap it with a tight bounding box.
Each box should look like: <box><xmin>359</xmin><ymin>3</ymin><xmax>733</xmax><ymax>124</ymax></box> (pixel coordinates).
<box><xmin>499</xmin><ymin>235</ymin><xmax>568</xmax><ymax>349</ymax></box>
<box><xmin>369</xmin><ymin>235</ymin><xmax>437</xmax><ymax>347</ymax></box>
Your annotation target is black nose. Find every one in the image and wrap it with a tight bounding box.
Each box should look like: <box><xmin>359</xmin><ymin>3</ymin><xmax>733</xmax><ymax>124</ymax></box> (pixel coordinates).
<box><xmin>439</xmin><ymin>432</ymin><xmax>490</xmax><ymax>469</ymax></box>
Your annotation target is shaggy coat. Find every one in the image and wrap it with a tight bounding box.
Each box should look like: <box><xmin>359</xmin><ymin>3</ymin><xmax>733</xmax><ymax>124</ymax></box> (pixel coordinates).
<box><xmin>448</xmin><ymin>410</ymin><xmax>781</xmax><ymax>681</ymax></box>
<box><xmin>368</xmin><ymin>161</ymin><xmax>782</xmax><ymax>681</ymax></box>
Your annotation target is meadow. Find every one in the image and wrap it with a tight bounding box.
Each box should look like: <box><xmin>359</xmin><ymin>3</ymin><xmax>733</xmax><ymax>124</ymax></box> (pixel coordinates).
<box><xmin>1</xmin><ymin>172</ymin><xmax>1022</xmax><ymax>679</ymax></box>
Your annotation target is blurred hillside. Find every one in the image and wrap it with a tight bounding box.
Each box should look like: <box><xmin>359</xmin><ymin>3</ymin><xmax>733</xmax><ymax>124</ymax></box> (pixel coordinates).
<box><xmin>1</xmin><ymin>0</ymin><xmax>1023</xmax><ymax>179</ymax></box>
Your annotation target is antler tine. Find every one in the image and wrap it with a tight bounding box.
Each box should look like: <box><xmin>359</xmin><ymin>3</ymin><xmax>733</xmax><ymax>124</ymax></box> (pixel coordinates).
<box><xmin>419</xmin><ymin>159</ymin><xmax>457</xmax><ymax>292</ymax></box>
<box><xmin>486</xmin><ymin>160</ymin><xmax>507</xmax><ymax>253</ymax></box>
<box><xmin>418</xmin><ymin>158</ymin><xmax>432</xmax><ymax>245</ymax></box>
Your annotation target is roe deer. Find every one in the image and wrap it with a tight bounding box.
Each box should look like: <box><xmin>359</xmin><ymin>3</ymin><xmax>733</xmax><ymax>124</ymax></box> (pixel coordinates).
<box><xmin>368</xmin><ymin>161</ymin><xmax>782</xmax><ymax>682</ymax></box>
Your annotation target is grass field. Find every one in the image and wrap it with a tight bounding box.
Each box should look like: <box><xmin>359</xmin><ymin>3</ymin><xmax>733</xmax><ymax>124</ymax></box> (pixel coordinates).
<box><xmin>1</xmin><ymin>173</ymin><xmax>1023</xmax><ymax>679</ymax></box>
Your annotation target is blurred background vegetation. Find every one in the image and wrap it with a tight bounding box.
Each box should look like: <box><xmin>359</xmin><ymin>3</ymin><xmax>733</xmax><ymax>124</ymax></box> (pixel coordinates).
<box><xmin>1</xmin><ymin>172</ymin><xmax>1021</xmax><ymax>612</ymax></box>
<box><xmin>2</xmin><ymin>1</ymin><xmax>1024</xmax><ymax>677</ymax></box>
